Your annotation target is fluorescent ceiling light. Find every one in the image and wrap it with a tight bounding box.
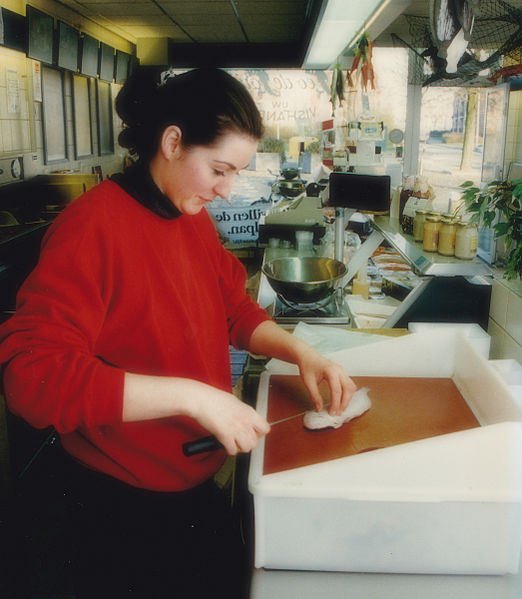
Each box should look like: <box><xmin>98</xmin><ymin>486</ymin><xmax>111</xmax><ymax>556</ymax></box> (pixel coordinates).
<box><xmin>303</xmin><ymin>0</ymin><xmax>387</xmax><ymax>69</ymax></box>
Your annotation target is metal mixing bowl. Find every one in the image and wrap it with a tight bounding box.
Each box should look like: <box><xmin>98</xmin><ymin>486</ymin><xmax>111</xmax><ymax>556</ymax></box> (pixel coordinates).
<box><xmin>262</xmin><ymin>256</ymin><xmax>347</xmax><ymax>304</ymax></box>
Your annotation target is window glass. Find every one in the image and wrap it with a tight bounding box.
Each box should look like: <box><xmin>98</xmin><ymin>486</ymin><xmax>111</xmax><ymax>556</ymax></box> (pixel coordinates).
<box><xmin>418</xmin><ymin>85</ymin><xmax>508</xmax><ymax>213</ymax></box>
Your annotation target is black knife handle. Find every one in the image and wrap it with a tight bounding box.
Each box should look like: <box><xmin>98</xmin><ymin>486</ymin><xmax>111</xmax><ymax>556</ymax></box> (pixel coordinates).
<box><xmin>182</xmin><ymin>435</ymin><xmax>224</xmax><ymax>457</ymax></box>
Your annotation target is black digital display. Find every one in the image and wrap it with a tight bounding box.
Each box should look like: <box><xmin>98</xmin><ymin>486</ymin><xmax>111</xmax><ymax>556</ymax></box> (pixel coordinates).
<box><xmin>328</xmin><ymin>173</ymin><xmax>391</xmax><ymax>213</ymax></box>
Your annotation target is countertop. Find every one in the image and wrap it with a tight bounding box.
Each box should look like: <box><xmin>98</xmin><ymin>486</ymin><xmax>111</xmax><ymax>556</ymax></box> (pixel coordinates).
<box><xmin>250</xmin><ymin>557</ymin><xmax>522</xmax><ymax>598</ymax></box>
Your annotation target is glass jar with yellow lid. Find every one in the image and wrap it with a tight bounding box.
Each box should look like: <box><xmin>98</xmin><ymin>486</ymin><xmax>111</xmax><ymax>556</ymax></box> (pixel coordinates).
<box><xmin>438</xmin><ymin>216</ymin><xmax>459</xmax><ymax>256</ymax></box>
<box><xmin>423</xmin><ymin>214</ymin><xmax>441</xmax><ymax>252</ymax></box>
<box><xmin>455</xmin><ymin>222</ymin><xmax>478</xmax><ymax>259</ymax></box>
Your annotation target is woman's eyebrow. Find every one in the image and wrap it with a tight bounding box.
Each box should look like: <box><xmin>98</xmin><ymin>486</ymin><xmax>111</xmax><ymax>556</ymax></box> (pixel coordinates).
<box><xmin>214</xmin><ymin>160</ymin><xmax>250</xmax><ymax>171</ymax></box>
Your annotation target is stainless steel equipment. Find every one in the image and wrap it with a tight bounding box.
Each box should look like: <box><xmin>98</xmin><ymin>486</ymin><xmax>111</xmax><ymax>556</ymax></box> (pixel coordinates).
<box><xmin>262</xmin><ymin>256</ymin><xmax>347</xmax><ymax>304</ymax></box>
<box><xmin>267</xmin><ymin>290</ymin><xmax>350</xmax><ymax>325</ymax></box>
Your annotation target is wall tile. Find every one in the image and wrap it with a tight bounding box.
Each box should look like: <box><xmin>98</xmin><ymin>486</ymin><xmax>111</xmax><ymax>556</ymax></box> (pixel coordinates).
<box><xmin>10</xmin><ymin>120</ymin><xmax>22</xmax><ymax>151</ymax></box>
<box><xmin>0</xmin><ymin>87</ymin><xmax>8</xmax><ymax>119</ymax></box>
<box><xmin>506</xmin><ymin>291</ymin><xmax>522</xmax><ymax>346</ymax></box>
<box><xmin>490</xmin><ymin>279</ymin><xmax>509</xmax><ymax>327</ymax></box>
<box><xmin>488</xmin><ymin>318</ymin><xmax>505</xmax><ymax>360</ymax></box>
<box><xmin>21</xmin><ymin>121</ymin><xmax>31</xmax><ymax>151</ymax></box>
<box><xmin>502</xmin><ymin>332</ymin><xmax>522</xmax><ymax>365</ymax></box>
<box><xmin>1</xmin><ymin>121</ymin><xmax>13</xmax><ymax>152</ymax></box>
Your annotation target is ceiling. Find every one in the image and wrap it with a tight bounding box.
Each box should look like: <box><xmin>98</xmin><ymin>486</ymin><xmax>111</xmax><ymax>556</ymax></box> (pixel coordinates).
<box><xmin>55</xmin><ymin>0</ymin><xmax>521</xmax><ymax>68</ymax></box>
<box><xmin>58</xmin><ymin>0</ymin><xmax>325</xmax><ymax>67</ymax></box>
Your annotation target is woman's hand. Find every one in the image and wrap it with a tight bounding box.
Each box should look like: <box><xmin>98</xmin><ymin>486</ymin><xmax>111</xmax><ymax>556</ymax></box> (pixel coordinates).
<box><xmin>296</xmin><ymin>347</ymin><xmax>356</xmax><ymax>415</ymax></box>
<box><xmin>190</xmin><ymin>382</ymin><xmax>270</xmax><ymax>456</ymax></box>
<box><xmin>123</xmin><ymin>373</ymin><xmax>270</xmax><ymax>456</ymax></box>
<box><xmin>248</xmin><ymin>320</ymin><xmax>357</xmax><ymax>415</ymax></box>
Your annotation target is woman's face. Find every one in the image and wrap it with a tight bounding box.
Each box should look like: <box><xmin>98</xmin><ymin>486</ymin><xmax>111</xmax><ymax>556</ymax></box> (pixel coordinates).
<box><xmin>156</xmin><ymin>131</ymin><xmax>258</xmax><ymax>216</ymax></box>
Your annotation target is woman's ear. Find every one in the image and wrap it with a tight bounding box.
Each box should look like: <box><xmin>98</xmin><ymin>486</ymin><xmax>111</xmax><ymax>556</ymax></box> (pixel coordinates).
<box><xmin>160</xmin><ymin>125</ymin><xmax>183</xmax><ymax>160</ymax></box>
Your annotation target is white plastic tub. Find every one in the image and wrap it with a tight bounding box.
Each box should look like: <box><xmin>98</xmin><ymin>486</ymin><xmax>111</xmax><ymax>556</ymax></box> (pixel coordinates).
<box><xmin>248</xmin><ymin>330</ymin><xmax>522</xmax><ymax>575</ymax></box>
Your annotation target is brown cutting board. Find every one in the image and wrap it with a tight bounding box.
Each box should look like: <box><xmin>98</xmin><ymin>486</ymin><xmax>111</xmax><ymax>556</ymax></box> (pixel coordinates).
<box><xmin>263</xmin><ymin>375</ymin><xmax>480</xmax><ymax>475</ymax></box>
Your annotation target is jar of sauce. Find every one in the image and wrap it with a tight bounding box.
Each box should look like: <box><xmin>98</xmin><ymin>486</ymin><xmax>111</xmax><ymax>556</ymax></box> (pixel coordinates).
<box><xmin>438</xmin><ymin>217</ymin><xmax>458</xmax><ymax>256</ymax></box>
<box><xmin>413</xmin><ymin>209</ymin><xmax>429</xmax><ymax>242</ymax></box>
<box><xmin>455</xmin><ymin>223</ymin><xmax>478</xmax><ymax>259</ymax></box>
<box><xmin>423</xmin><ymin>215</ymin><xmax>441</xmax><ymax>252</ymax></box>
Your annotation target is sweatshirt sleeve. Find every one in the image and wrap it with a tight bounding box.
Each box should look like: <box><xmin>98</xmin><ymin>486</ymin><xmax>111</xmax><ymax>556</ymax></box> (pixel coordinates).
<box><xmin>0</xmin><ymin>205</ymin><xmax>125</xmax><ymax>434</ymax></box>
<box><xmin>203</xmin><ymin>218</ymin><xmax>270</xmax><ymax>350</ymax></box>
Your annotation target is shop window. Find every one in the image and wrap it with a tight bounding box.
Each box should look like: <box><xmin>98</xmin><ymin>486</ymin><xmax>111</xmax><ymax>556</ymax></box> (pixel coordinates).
<box><xmin>418</xmin><ymin>84</ymin><xmax>509</xmax><ymax>213</ymax></box>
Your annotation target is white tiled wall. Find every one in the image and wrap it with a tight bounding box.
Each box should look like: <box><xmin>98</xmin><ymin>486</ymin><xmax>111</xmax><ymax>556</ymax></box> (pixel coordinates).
<box><xmin>488</xmin><ymin>278</ymin><xmax>522</xmax><ymax>364</ymax></box>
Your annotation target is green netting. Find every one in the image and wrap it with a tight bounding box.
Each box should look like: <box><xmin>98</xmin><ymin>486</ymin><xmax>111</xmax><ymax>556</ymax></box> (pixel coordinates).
<box><xmin>393</xmin><ymin>0</ymin><xmax>522</xmax><ymax>86</ymax></box>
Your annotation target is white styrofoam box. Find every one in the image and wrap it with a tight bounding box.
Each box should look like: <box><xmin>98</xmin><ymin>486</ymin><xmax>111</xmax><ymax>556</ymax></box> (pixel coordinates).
<box><xmin>249</xmin><ymin>331</ymin><xmax>522</xmax><ymax>575</ymax></box>
<box><xmin>489</xmin><ymin>359</ymin><xmax>522</xmax><ymax>385</ymax></box>
<box><xmin>408</xmin><ymin>321</ymin><xmax>491</xmax><ymax>360</ymax></box>
<box><xmin>489</xmin><ymin>359</ymin><xmax>522</xmax><ymax>405</ymax></box>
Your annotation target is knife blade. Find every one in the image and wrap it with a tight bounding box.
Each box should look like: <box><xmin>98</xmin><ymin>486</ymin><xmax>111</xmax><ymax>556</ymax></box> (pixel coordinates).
<box><xmin>182</xmin><ymin>410</ymin><xmax>310</xmax><ymax>457</ymax></box>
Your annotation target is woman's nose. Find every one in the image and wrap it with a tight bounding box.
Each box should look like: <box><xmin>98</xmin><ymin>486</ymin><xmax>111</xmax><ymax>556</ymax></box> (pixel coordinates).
<box><xmin>214</xmin><ymin>176</ymin><xmax>234</xmax><ymax>199</ymax></box>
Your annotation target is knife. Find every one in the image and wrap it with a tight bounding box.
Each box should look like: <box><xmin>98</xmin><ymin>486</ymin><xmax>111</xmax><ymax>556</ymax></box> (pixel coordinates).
<box><xmin>182</xmin><ymin>410</ymin><xmax>310</xmax><ymax>457</ymax></box>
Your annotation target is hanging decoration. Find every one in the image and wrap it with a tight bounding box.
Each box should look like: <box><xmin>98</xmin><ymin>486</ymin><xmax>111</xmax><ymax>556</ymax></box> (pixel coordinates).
<box><xmin>347</xmin><ymin>33</ymin><xmax>376</xmax><ymax>92</ymax></box>
<box><xmin>329</xmin><ymin>63</ymin><xmax>345</xmax><ymax>115</ymax></box>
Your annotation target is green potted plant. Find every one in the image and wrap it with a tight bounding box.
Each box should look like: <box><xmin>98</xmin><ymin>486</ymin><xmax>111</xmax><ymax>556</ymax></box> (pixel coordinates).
<box><xmin>460</xmin><ymin>178</ymin><xmax>522</xmax><ymax>280</ymax></box>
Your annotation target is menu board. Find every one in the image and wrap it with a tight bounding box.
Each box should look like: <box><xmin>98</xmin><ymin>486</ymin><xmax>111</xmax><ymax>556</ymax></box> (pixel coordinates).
<box><xmin>0</xmin><ymin>7</ymin><xmax>27</xmax><ymax>53</ymax></box>
<box><xmin>115</xmin><ymin>50</ymin><xmax>130</xmax><ymax>84</ymax></box>
<box><xmin>42</xmin><ymin>66</ymin><xmax>67</xmax><ymax>163</ymax></box>
<box><xmin>27</xmin><ymin>6</ymin><xmax>54</xmax><ymax>64</ymax></box>
<box><xmin>57</xmin><ymin>21</ymin><xmax>79</xmax><ymax>72</ymax></box>
<box><xmin>98</xmin><ymin>42</ymin><xmax>114</xmax><ymax>82</ymax></box>
<box><xmin>96</xmin><ymin>80</ymin><xmax>113</xmax><ymax>155</ymax></box>
<box><xmin>80</xmin><ymin>34</ymin><xmax>99</xmax><ymax>77</ymax></box>
<box><xmin>73</xmin><ymin>74</ymin><xmax>93</xmax><ymax>158</ymax></box>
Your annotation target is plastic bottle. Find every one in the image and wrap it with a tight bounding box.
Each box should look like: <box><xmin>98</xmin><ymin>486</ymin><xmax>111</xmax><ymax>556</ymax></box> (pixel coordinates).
<box><xmin>352</xmin><ymin>264</ymin><xmax>370</xmax><ymax>299</ymax></box>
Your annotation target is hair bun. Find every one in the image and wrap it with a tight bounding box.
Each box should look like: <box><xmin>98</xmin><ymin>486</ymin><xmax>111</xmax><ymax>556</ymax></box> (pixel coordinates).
<box><xmin>115</xmin><ymin>66</ymin><xmax>163</xmax><ymax>129</ymax></box>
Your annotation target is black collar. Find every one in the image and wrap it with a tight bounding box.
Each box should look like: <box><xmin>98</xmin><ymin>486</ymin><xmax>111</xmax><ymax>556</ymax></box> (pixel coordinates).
<box><xmin>111</xmin><ymin>162</ymin><xmax>182</xmax><ymax>220</ymax></box>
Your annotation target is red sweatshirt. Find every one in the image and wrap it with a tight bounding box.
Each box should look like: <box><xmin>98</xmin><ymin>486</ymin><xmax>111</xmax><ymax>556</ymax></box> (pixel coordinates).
<box><xmin>0</xmin><ymin>180</ymin><xmax>269</xmax><ymax>491</ymax></box>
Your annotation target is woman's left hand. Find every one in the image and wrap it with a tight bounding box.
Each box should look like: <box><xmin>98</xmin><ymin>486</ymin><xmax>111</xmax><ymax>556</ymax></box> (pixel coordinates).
<box><xmin>249</xmin><ymin>320</ymin><xmax>357</xmax><ymax>415</ymax></box>
<box><xmin>296</xmin><ymin>347</ymin><xmax>356</xmax><ymax>415</ymax></box>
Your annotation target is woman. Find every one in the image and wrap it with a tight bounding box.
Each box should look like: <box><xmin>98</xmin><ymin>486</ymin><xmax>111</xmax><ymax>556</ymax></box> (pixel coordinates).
<box><xmin>0</xmin><ymin>67</ymin><xmax>355</xmax><ymax>597</ymax></box>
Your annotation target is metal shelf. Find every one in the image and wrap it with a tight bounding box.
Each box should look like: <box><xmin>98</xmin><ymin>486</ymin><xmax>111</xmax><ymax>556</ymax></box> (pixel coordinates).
<box><xmin>373</xmin><ymin>216</ymin><xmax>493</xmax><ymax>277</ymax></box>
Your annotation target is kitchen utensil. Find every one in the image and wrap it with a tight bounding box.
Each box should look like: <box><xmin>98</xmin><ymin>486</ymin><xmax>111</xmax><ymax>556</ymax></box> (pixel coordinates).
<box><xmin>182</xmin><ymin>410</ymin><xmax>313</xmax><ymax>457</ymax></box>
<box><xmin>262</xmin><ymin>256</ymin><xmax>347</xmax><ymax>304</ymax></box>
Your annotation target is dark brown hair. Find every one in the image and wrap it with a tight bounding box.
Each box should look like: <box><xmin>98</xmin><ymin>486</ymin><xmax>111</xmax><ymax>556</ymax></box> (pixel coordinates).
<box><xmin>116</xmin><ymin>67</ymin><xmax>264</xmax><ymax>161</ymax></box>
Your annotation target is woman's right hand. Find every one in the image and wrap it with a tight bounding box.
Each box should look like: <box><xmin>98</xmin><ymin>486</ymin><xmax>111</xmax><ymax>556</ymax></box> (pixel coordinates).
<box><xmin>190</xmin><ymin>382</ymin><xmax>270</xmax><ymax>456</ymax></box>
<box><xmin>123</xmin><ymin>373</ymin><xmax>270</xmax><ymax>456</ymax></box>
